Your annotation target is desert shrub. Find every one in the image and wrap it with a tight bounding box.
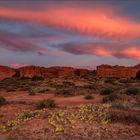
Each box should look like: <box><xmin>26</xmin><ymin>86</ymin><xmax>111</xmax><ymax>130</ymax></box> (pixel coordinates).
<box><xmin>102</xmin><ymin>94</ymin><xmax>120</xmax><ymax>103</ymax></box>
<box><xmin>125</xmin><ymin>87</ymin><xmax>139</xmax><ymax>95</ymax></box>
<box><xmin>6</xmin><ymin>88</ymin><xmax>16</xmax><ymax>92</ymax></box>
<box><xmin>84</xmin><ymin>85</ymin><xmax>95</xmax><ymax>89</ymax></box>
<box><xmin>28</xmin><ymin>90</ymin><xmax>36</xmax><ymax>95</ymax></box>
<box><xmin>111</xmin><ymin>102</ymin><xmax>129</xmax><ymax>110</ymax></box>
<box><xmin>31</xmin><ymin>76</ymin><xmax>44</xmax><ymax>81</ymax></box>
<box><xmin>56</xmin><ymin>90</ymin><xmax>71</xmax><ymax>96</ymax></box>
<box><xmin>108</xmin><ymin>108</ymin><xmax>140</xmax><ymax>125</ymax></box>
<box><xmin>84</xmin><ymin>95</ymin><xmax>93</xmax><ymax>100</ymax></box>
<box><xmin>36</xmin><ymin>99</ymin><xmax>56</xmax><ymax>109</ymax></box>
<box><xmin>12</xmin><ymin>70</ymin><xmax>20</xmax><ymax>78</ymax></box>
<box><xmin>20</xmin><ymin>77</ymin><xmax>30</xmax><ymax>80</ymax></box>
<box><xmin>105</xmin><ymin>78</ymin><xmax>113</xmax><ymax>83</ymax></box>
<box><xmin>119</xmin><ymin>78</ymin><xmax>128</xmax><ymax>83</ymax></box>
<box><xmin>136</xmin><ymin>70</ymin><xmax>140</xmax><ymax>79</ymax></box>
<box><xmin>18</xmin><ymin>111</ymin><xmax>37</xmax><ymax>120</ymax></box>
<box><xmin>100</xmin><ymin>87</ymin><xmax>114</xmax><ymax>95</ymax></box>
<box><xmin>62</xmin><ymin>81</ymin><xmax>75</xmax><ymax>86</ymax></box>
<box><xmin>0</xmin><ymin>96</ymin><xmax>6</xmax><ymax>105</ymax></box>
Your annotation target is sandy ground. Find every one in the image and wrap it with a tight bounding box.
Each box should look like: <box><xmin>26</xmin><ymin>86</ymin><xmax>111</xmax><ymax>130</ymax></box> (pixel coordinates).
<box><xmin>0</xmin><ymin>91</ymin><xmax>140</xmax><ymax>140</ymax></box>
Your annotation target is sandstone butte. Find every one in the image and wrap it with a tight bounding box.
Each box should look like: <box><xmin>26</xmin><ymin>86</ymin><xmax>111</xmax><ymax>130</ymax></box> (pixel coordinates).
<box><xmin>0</xmin><ymin>63</ymin><xmax>140</xmax><ymax>80</ymax></box>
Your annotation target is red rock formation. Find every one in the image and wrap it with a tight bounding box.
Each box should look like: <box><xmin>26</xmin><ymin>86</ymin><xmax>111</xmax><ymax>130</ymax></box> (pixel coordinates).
<box><xmin>74</xmin><ymin>69</ymin><xmax>92</xmax><ymax>76</ymax></box>
<box><xmin>0</xmin><ymin>66</ymin><xmax>16</xmax><ymax>80</ymax></box>
<box><xmin>96</xmin><ymin>64</ymin><xmax>140</xmax><ymax>78</ymax></box>
<box><xmin>19</xmin><ymin>66</ymin><xmax>47</xmax><ymax>78</ymax></box>
<box><xmin>18</xmin><ymin>66</ymin><xmax>92</xmax><ymax>78</ymax></box>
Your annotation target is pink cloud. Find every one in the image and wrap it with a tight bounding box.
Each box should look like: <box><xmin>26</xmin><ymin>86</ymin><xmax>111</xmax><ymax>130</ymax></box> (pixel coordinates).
<box><xmin>0</xmin><ymin>5</ymin><xmax>140</xmax><ymax>39</ymax></box>
<box><xmin>0</xmin><ymin>4</ymin><xmax>140</xmax><ymax>61</ymax></box>
<box><xmin>115</xmin><ymin>47</ymin><xmax>140</xmax><ymax>60</ymax></box>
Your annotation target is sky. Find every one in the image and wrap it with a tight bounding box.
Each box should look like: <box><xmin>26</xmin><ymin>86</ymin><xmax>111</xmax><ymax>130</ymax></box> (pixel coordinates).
<box><xmin>0</xmin><ymin>0</ymin><xmax>140</xmax><ymax>69</ymax></box>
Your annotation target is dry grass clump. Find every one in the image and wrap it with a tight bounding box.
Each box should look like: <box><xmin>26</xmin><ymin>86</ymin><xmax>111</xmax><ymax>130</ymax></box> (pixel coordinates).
<box><xmin>125</xmin><ymin>87</ymin><xmax>140</xmax><ymax>95</ymax></box>
<box><xmin>56</xmin><ymin>89</ymin><xmax>71</xmax><ymax>96</ymax></box>
<box><xmin>100</xmin><ymin>87</ymin><xmax>114</xmax><ymax>95</ymax></box>
<box><xmin>102</xmin><ymin>94</ymin><xmax>121</xmax><ymax>103</ymax></box>
<box><xmin>84</xmin><ymin>95</ymin><xmax>93</xmax><ymax>100</ymax></box>
<box><xmin>0</xmin><ymin>96</ymin><xmax>6</xmax><ymax>105</ymax></box>
<box><xmin>36</xmin><ymin>99</ymin><xmax>56</xmax><ymax>109</ymax></box>
<box><xmin>31</xmin><ymin>76</ymin><xmax>44</xmax><ymax>81</ymax></box>
<box><xmin>108</xmin><ymin>108</ymin><xmax>140</xmax><ymax>125</ymax></box>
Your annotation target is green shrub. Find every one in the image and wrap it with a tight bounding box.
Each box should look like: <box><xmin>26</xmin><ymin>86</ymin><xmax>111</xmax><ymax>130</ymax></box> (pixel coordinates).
<box><xmin>0</xmin><ymin>96</ymin><xmax>6</xmax><ymax>105</ymax></box>
<box><xmin>36</xmin><ymin>99</ymin><xmax>56</xmax><ymax>109</ymax></box>
<box><xmin>31</xmin><ymin>76</ymin><xmax>44</xmax><ymax>81</ymax></box>
<box><xmin>84</xmin><ymin>95</ymin><xmax>93</xmax><ymax>100</ymax></box>
<box><xmin>102</xmin><ymin>94</ymin><xmax>120</xmax><ymax>103</ymax></box>
<box><xmin>126</xmin><ymin>87</ymin><xmax>139</xmax><ymax>95</ymax></box>
<box><xmin>100</xmin><ymin>87</ymin><xmax>114</xmax><ymax>95</ymax></box>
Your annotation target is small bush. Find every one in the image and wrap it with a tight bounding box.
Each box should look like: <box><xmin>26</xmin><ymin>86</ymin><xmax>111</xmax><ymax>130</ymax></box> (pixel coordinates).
<box><xmin>84</xmin><ymin>95</ymin><xmax>93</xmax><ymax>100</ymax></box>
<box><xmin>102</xmin><ymin>94</ymin><xmax>120</xmax><ymax>103</ymax></box>
<box><xmin>136</xmin><ymin>70</ymin><xmax>140</xmax><ymax>79</ymax></box>
<box><xmin>84</xmin><ymin>85</ymin><xmax>95</xmax><ymax>89</ymax></box>
<box><xmin>31</xmin><ymin>76</ymin><xmax>44</xmax><ymax>81</ymax></box>
<box><xmin>28</xmin><ymin>90</ymin><xmax>36</xmax><ymax>96</ymax></box>
<box><xmin>62</xmin><ymin>81</ymin><xmax>75</xmax><ymax>86</ymax></box>
<box><xmin>56</xmin><ymin>90</ymin><xmax>71</xmax><ymax>96</ymax></box>
<box><xmin>100</xmin><ymin>87</ymin><xmax>114</xmax><ymax>95</ymax></box>
<box><xmin>126</xmin><ymin>87</ymin><xmax>139</xmax><ymax>95</ymax></box>
<box><xmin>0</xmin><ymin>96</ymin><xmax>6</xmax><ymax>105</ymax></box>
<box><xmin>18</xmin><ymin>111</ymin><xmax>37</xmax><ymax>120</ymax></box>
<box><xmin>111</xmin><ymin>102</ymin><xmax>129</xmax><ymax>110</ymax></box>
<box><xmin>36</xmin><ymin>99</ymin><xmax>56</xmax><ymax>109</ymax></box>
<box><xmin>108</xmin><ymin>108</ymin><xmax>140</xmax><ymax>125</ymax></box>
<box><xmin>20</xmin><ymin>77</ymin><xmax>30</xmax><ymax>80</ymax></box>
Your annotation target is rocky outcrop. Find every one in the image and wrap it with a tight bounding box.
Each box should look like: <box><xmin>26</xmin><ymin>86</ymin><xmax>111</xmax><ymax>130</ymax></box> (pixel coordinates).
<box><xmin>75</xmin><ymin>69</ymin><xmax>92</xmax><ymax>76</ymax></box>
<box><xmin>19</xmin><ymin>66</ymin><xmax>47</xmax><ymax>78</ymax></box>
<box><xmin>0</xmin><ymin>66</ymin><xmax>16</xmax><ymax>80</ymax></box>
<box><xmin>96</xmin><ymin>64</ymin><xmax>140</xmax><ymax>78</ymax></box>
<box><xmin>18</xmin><ymin>66</ymin><xmax>92</xmax><ymax>78</ymax></box>
<box><xmin>1</xmin><ymin>63</ymin><xmax>140</xmax><ymax>79</ymax></box>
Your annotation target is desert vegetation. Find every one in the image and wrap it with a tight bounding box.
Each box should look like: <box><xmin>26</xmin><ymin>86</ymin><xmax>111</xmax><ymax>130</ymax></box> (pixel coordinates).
<box><xmin>0</xmin><ymin>74</ymin><xmax>140</xmax><ymax>139</ymax></box>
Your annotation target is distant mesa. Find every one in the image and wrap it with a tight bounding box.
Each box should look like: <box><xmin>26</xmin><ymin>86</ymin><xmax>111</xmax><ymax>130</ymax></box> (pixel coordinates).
<box><xmin>0</xmin><ymin>63</ymin><xmax>140</xmax><ymax>80</ymax></box>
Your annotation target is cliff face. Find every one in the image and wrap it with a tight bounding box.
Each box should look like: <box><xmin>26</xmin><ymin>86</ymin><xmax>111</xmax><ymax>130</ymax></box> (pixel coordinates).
<box><xmin>1</xmin><ymin>63</ymin><xmax>140</xmax><ymax>80</ymax></box>
<box><xmin>96</xmin><ymin>64</ymin><xmax>140</xmax><ymax>78</ymax></box>
<box><xmin>0</xmin><ymin>66</ymin><xmax>16</xmax><ymax>80</ymax></box>
<box><xmin>18</xmin><ymin>66</ymin><xmax>92</xmax><ymax>78</ymax></box>
<box><xmin>19</xmin><ymin>66</ymin><xmax>47</xmax><ymax>78</ymax></box>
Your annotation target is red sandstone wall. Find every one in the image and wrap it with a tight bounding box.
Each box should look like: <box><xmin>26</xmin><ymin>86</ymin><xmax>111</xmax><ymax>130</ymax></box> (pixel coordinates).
<box><xmin>96</xmin><ymin>64</ymin><xmax>140</xmax><ymax>77</ymax></box>
<box><xmin>0</xmin><ymin>66</ymin><xmax>16</xmax><ymax>80</ymax></box>
<box><xmin>18</xmin><ymin>66</ymin><xmax>91</xmax><ymax>78</ymax></box>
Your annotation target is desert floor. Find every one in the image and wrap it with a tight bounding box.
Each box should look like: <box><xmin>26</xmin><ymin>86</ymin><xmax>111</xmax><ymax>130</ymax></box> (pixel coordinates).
<box><xmin>0</xmin><ymin>76</ymin><xmax>140</xmax><ymax>140</ymax></box>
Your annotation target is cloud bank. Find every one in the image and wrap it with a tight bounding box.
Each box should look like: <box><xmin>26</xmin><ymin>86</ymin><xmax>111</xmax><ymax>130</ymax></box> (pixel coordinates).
<box><xmin>0</xmin><ymin>2</ymin><xmax>140</xmax><ymax>61</ymax></box>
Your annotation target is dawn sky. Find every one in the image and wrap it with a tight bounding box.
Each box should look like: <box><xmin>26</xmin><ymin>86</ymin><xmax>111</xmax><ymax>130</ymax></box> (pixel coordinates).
<box><xmin>0</xmin><ymin>0</ymin><xmax>140</xmax><ymax>69</ymax></box>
